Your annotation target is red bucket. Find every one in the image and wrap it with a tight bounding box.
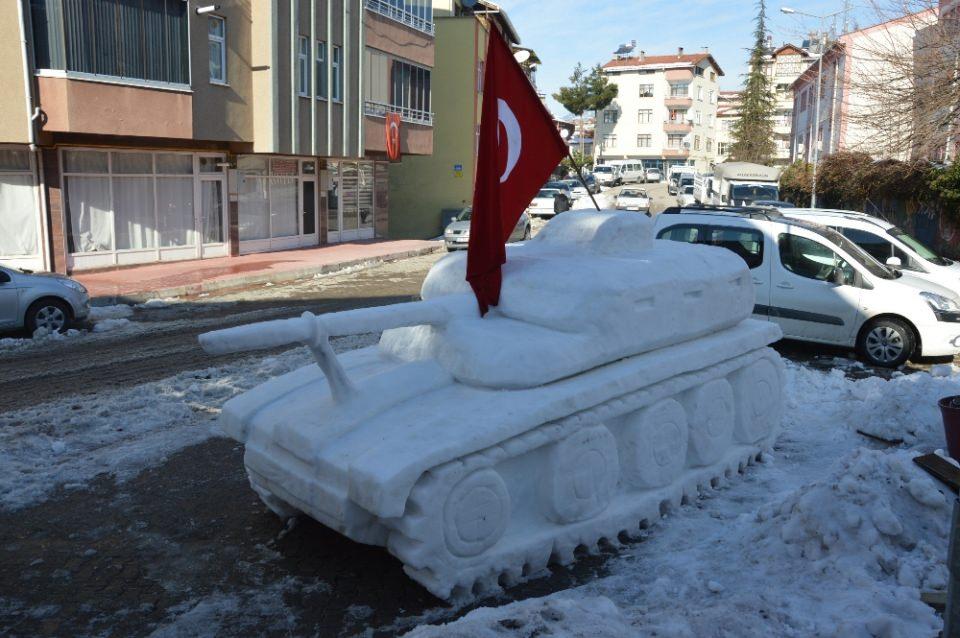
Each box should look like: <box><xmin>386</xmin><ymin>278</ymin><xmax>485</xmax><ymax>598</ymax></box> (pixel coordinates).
<box><xmin>939</xmin><ymin>395</ymin><xmax>960</xmax><ymax>462</ymax></box>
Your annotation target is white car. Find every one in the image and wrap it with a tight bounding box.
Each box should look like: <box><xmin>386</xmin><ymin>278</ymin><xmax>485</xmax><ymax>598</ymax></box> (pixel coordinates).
<box><xmin>615</xmin><ymin>188</ymin><xmax>651</xmax><ymax>213</ymax></box>
<box><xmin>653</xmin><ymin>207</ymin><xmax>960</xmax><ymax>367</ymax></box>
<box><xmin>0</xmin><ymin>265</ymin><xmax>90</xmax><ymax>334</ymax></box>
<box><xmin>592</xmin><ymin>165</ymin><xmax>620</xmax><ymax>187</ymax></box>
<box><xmin>560</xmin><ymin>178</ymin><xmax>588</xmax><ymax>198</ymax></box>
<box><xmin>645</xmin><ymin>168</ymin><xmax>662</xmax><ymax>183</ymax></box>
<box><xmin>677</xmin><ymin>185</ymin><xmax>696</xmax><ymax>207</ymax></box>
<box><xmin>780</xmin><ymin>208</ymin><xmax>960</xmax><ymax>299</ymax></box>
<box><xmin>526</xmin><ymin>188</ymin><xmax>569</xmax><ymax>217</ymax></box>
<box><xmin>443</xmin><ymin>207</ymin><xmax>530</xmax><ymax>251</ymax></box>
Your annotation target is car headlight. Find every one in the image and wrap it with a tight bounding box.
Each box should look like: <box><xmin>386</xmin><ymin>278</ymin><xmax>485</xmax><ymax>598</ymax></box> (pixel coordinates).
<box><xmin>921</xmin><ymin>291</ymin><xmax>959</xmax><ymax>312</ymax></box>
<box><xmin>59</xmin><ymin>279</ymin><xmax>86</xmax><ymax>294</ymax></box>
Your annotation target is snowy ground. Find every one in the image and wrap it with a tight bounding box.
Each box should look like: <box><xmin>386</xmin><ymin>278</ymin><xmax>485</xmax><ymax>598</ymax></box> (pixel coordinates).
<box><xmin>2</xmin><ymin>333</ymin><xmax>958</xmax><ymax>635</ymax></box>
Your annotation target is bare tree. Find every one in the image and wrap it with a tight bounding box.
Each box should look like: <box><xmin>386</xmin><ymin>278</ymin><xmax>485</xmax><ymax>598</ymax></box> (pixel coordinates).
<box><xmin>837</xmin><ymin>1</ymin><xmax>959</xmax><ymax>160</ymax></box>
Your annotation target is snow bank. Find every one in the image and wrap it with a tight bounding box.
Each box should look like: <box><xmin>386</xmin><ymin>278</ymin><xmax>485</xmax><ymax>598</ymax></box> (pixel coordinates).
<box><xmin>403</xmin><ymin>596</ymin><xmax>636</xmax><ymax>638</ymax></box>
<box><xmin>92</xmin><ymin>318</ymin><xmax>131</xmax><ymax>333</ymax></box>
<box><xmin>0</xmin><ymin>333</ymin><xmax>377</xmax><ymax>510</ymax></box>
<box><xmin>88</xmin><ymin>304</ymin><xmax>133</xmax><ymax>321</ymax></box>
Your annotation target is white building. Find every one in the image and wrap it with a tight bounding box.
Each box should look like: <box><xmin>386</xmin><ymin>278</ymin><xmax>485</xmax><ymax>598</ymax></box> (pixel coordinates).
<box><xmin>715</xmin><ymin>91</ymin><xmax>741</xmax><ymax>163</ymax></box>
<box><xmin>790</xmin><ymin>11</ymin><xmax>937</xmax><ymax>163</ymax></box>
<box><xmin>594</xmin><ymin>47</ymin><xmax>724</xmax><ymax>173</ymax></box>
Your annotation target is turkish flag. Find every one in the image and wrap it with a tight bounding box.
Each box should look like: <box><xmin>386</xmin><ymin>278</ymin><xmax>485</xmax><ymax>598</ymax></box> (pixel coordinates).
<box><xmin>467</xmin><ymin>27</ymin><xmax>568</xmax><ymax>316</ymax></box>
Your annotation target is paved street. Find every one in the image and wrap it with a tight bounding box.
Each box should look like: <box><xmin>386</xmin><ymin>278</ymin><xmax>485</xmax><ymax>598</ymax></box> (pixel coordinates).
<box><xmin>0</xmin><ymin>239</ymin><xmax>950</xmax><ymax>637</ymax></box>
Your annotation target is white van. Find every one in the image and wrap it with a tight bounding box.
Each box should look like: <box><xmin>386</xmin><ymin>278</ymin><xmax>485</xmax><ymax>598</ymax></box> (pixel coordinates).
<box><xmin>780</xmin><ymin>208</ymin><xmax>960</xmax><ymax>299</ymax></box>
<box><xmin>653</xmin><ymin>207</ymin><xmax>960</xmax><ymax>367</ymax></box>
<box><xmin>605</xmin><ymin>160</ymin><xmax>644</xmax><ymax>184</ymax></box>
<box><xmin>592</xmin><ymin>164</ymin><xmax>621</xmax><ymax>187</ymax></box>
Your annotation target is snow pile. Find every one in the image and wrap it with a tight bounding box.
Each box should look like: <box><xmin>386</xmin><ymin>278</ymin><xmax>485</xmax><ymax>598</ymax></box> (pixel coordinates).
<box><xmin>88</xmin><ymin>304</ymin><xmax>133</xmax><ymax>321</ymax></box>
<box><xmin>137</xmin><ymin>298</ymin><xmax>178</xmax><ymax>309</ymax></box>
<box><xmin>403</xmin><ymin>596</ymin><xmax>636</xmax><ymax>638</ymax></box>
<box><xmin>92</xmin><ymin>318</ymin><xmax>131</xmax><ymax>333</ymax></box>
<box><xmin>0</xmin><ymin>328</ymin><xmax>84</xmax><ymax>351</ymax></box>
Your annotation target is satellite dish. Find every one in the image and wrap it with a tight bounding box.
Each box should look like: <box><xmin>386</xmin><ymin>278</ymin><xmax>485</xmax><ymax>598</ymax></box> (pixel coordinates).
<box><xmin>513</xmin><ymin>49</ymin><xmax>531</xmax><ymax>64</ymax></box>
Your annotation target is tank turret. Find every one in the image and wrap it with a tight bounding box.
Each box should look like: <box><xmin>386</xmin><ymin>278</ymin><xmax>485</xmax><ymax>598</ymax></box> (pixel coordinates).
<box><xmin>198</xmin><ymin>210</ymin><xmax>785</xmax><ymax>600</ymax></box>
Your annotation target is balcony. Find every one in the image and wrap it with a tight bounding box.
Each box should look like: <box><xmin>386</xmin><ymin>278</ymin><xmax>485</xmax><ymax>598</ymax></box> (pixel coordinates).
<box><xmin>663</xmin><ymin>121</ymin><xmax>693</xmax><ymax>133</ymax></box>
<box><xmin>364</xmin><ymin>100</ymin><xmax>434</xmax><ymax>126</ymax></box>
<box><xmin>664</xmin><ymin>97</ymin><xmax>693</xmax><ymax>108</ymax></box>
<box><xmin>365</xmin><ymin>0</ymin><xmax>434</xmax><ymax>35</ymax></box>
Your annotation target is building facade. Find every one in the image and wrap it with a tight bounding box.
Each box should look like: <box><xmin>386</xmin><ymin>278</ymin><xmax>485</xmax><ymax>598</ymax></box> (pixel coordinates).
<box><xmin>387</xmin><ymin>0</ymin><xmax>519</xmax><ymax>239</ymax></box>
<box><xmin>594</xmin><ymin>48</ymin><xmax>723</xmax><ymax>173</ymax></box>
<box><xmin>0</xmin><ymin>0</ymin><xmax>435</xmax><ymax>274</ymax></box>
<box><xmin>790</xmin><ymin>11</ymin><xmax>936</xmax><ymax>164</ymax></box>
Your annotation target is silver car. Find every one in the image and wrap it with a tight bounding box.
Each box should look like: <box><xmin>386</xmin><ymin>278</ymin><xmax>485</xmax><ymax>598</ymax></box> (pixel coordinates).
<box><xmin>0</xmin><ymin>265</ymin><xmax>90</xmax><ymax>334</ymax></box>
<box><xmin>444</xmin><ymin>207</ymin><xmax>531</xmax><ymax>251</ymax></box>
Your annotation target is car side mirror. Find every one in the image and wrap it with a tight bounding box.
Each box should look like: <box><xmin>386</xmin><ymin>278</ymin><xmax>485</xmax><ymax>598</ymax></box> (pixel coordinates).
<box><xmin>886</xmin><ymin>256</ymin><xmax>902</xmax><ymax>268</ymax></box>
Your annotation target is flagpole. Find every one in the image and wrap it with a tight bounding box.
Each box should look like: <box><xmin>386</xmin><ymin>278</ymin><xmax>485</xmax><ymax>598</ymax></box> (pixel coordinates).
<box><xmin>567</xmin><ymin>149</ymin><xmax>601</xmax><ymax>211</ymax></box>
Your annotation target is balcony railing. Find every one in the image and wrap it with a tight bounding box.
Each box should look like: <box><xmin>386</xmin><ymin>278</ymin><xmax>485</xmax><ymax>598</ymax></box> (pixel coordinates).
<box><xmin>365</xmin><ymin>0</ymin><xmax>435</xmax><ymax>35</ymax></box>
<box><xmin>364</xmin><ymin>100</ymin><xmax>434</xmax><ymax>126</ymax></box>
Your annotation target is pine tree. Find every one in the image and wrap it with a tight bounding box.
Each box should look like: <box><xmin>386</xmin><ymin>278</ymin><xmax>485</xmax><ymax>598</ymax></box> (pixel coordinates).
<box><xmin>586</xmin><ymin>63</ymin><xmax>618</xmax><ymax>138</ymax></box>
<box><xmin>553</xmin><ymin>63</ymin><xmax>592</xmax><ymax>157</ymax></box>
<box><xmin>729</xmin><ymin>0</ymin><xmax>777</xmax><ymax>164</ymax></box>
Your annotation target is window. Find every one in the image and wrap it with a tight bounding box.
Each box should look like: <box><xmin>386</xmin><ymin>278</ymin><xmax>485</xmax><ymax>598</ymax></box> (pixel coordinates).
<box><xmin>637</xmin><ymin>109</ymin><xmax>653</xmax><ymax>124</ymax></box>
<box><xmin>332</xmin><ymin>45</ymin><xmax>343</xmax><ymax>101</ymax></box>
<box><xmin>390</xmin><ymin>60</ymin><xmax>432</xmax><ymax>116</ymax></box>
<box><xmin>602</xmin><ymin>133</ymin><xmax>617</xmax><ymax>148</ymax></box>
<box><xmin>669</xmin><ymin>109</ymin><xmax>687</xmax><ymax>123</ymax></box>
<box><xmin>316</xmin><ymin>41</ymin><xmax>328</xmax><ymax>99</ymax></box>
<box><xmin>667</xmin><ymin>134</ymin><xmax>685</xmax><ymax>149</ymax></box>
<box><xmin>695</xmin><ymin>110</ymin><xmax>702</xmax><ymax>125</ymax></box>
<box><xmin>297</xmin><ymin>36</ymin><xmax>310</xmax><ymax>96</ymax></box>
<box><xmin>0</xmin><ymin>149</ymin><xmax>37</xmax><ymax>258</ymax></box>
<box><xmin>603</xmin><ymin>110</ymin><xmax>619</xmax><ymax>124</ymax></box>
<box><xmin>710</xmin><ymin>71</ymin><xmax>716</xmax><ymax>81</ymax></box>
<box><xmin>696</xmin><ymin>86</ymin><xmax>703</xmax><ymax>100</ymax></box>
<box><xmin>778</xmin><ymin>233</ymin><xmax>854</xmax><ymax>283</ymax></box>
<box><xmin>30</xmin><ymin>0</ymin><xmax>190</xmax><ymax>85</ymax></box>
<box><xmin>637</xmin><ymin>134</ymin><xmax>652</xmax><ymax>147</ymax></box>
<box><xmin>706</xmin><ymin>138</ymin><xmax>713</xmax><ymax>152</ymax></box>
<box><xmin>639</xmin><ymin>84</ymin><xmax>654</xmax><ymax>97</ymax></box>
<box><xmin>670</xmin><ymin>82</ymin><xmax>689</xmax><ymax>97</ymax></box>
<box><xmin>694</xmin><ymin>66</ymin><xmax>705</xmax><ymax>77</ymax></box>
<box><xmin>209</xmin><ymin>16</ymin><xmax>226</xmax><ymax>84</ymax></box>
<box><xmin>658</xmin><ymin>224</ymin><xmax>764</xmax><ymax>270</ymax></box>
<box><xmin>693</xmin><ymin>136</ymin><xmax>701</xmax><ymax>150</ymax></box>
<box><xmin>717</xmin><ymin>142</ymin><xmax>728</xmax><ymax>156</ymax></box>
<box><xmin>658</xmin><ymin>225</ymin><xmax>700</xmax><ymax>243</ymax></box>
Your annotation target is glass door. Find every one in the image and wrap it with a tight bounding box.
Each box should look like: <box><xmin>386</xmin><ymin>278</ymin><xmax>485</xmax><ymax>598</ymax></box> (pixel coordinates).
<box><xmin>302</xmin><ymin>180</ymin><xmax>317</xmax><ymax>239</ymax></box>
<box><xmin>199</xmin><ymin>177</ymin><xmax>226</xmax><ymax>257</ymax></box>
<box><xmin>327</xmin><ymin>161</ymin><xmax>340</xmax><ymax>243</ymax></box>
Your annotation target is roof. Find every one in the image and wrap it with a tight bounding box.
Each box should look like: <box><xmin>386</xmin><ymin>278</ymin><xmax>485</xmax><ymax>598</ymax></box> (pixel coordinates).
<box><xmin>602</xmin><ymin>52</ymin><xmax>725</xmax><ymax>76</ymax></box>
<box><xmin>474</xmin><ymin>0</ymin><xmax>520</xmax><ymax>45</ymax></box>
<box><xmin>770</xmin><ymin>43</ymin><xmax>808</xmax><ymax>57</ymax></box>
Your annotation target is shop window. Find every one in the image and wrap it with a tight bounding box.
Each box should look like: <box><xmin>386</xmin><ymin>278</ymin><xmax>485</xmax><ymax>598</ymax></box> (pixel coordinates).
<box><xmin>0</xmin><ymin>149</ymin><xmax>37</xmax><ymax>258</ymax></box>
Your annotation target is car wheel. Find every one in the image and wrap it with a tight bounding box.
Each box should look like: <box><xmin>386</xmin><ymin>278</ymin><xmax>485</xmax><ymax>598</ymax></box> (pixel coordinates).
<box><xmin>26</xmin><ymin>298</ymin><xmax>71</xmax><ymax>334</ymax></box>
<box><xmin>857</xmin><ymin>317</ymin><xmax>914</xmax><ymax>368</ymax></box>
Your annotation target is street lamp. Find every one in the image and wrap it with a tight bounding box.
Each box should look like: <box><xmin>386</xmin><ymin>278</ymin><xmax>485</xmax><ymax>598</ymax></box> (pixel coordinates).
<box><xmin>780</xmin><ymin>6</ymin><xmax>845</xmax><ymax>208</ymax></box>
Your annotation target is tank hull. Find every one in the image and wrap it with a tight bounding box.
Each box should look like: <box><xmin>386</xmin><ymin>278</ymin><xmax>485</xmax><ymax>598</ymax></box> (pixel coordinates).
<box><xmin>222</xmin><ymin>319</ymin><xmax>784</xmax><ymax>599</ymax></box>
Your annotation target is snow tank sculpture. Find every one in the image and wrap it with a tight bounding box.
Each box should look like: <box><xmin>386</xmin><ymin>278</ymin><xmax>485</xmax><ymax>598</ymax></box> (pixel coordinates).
<box><xmin>199</xmin><ymin>211</ymin><xmax>785</xmax><ymax>599</ymax></box>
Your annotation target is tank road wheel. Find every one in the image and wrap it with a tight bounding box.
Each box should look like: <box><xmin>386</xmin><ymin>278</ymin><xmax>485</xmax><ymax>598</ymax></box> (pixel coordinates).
<box><xmin>685</xmin><ymin>379</ymin><xmax>735</xmax><ymax>467</ymax></box>
<box><xmin>541</xmin><ymin>425</ymin><xmax>620</xmax><ymax>524</ymax></box>
<box><xmin>732</xmin><ymin>358</ymin><xmax>782</xmax><ymax>444</ymax></box>
<box><xmin>443</xmin><ymin>469</ymin><xmax>511</xmax><ymax>557</ymax></box>
<box><xmin>621</xmin><ymin>398</ymin><xmax>689</xmax><ymax>488</ymax></box>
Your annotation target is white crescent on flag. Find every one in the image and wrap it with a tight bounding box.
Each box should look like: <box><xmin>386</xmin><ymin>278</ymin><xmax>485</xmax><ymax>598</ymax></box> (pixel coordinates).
<box><xmin>497</xmin><ymin>99</ymin><xmax>522</xmax><ymax>183</ymax></box>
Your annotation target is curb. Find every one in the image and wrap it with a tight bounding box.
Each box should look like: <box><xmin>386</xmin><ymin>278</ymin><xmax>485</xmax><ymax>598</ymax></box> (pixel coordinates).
<box><xmin>90</xmin><ymin>243</ymin><xmax>443</xmax><ymax>305</ymax></box>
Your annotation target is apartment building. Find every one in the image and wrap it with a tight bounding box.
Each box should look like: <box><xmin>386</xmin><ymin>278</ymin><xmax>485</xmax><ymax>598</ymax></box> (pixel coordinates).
<box><xmin>791</xmin><ymin>11</ymin><xmax>936</xmax><ymax>163</ymax></box>
<box><xmin>594</xmin><ymin>47</ymin><xmax>723</xmax><ymax>173</ymax></box>
<box><xmin>388</xmin><ymin>0</ymin><xmax>520</xmax><ymax>239</ymax></box>
<box><xmin>0</xmin><ymin>0</ymin><xmax>434</xmax><ymax>274</ymax></box>
<box><xmin>714</xmin><ymin>44</ymin><xmax>816</xmax><ymax>165</ymax></box>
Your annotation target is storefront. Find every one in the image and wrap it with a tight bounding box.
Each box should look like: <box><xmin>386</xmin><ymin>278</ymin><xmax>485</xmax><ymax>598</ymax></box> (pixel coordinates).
<box><xmin>61</xmin><ymin>149</ymin><xmax>228</xmax><ymax>271</ymax></box>
<box><xmin>326</xmin><ymin>160</ymin><xmax>377</xmax><ymax>243</ymax></box>
<box><xmin>0</xmin><ymin>147</ymin><xmax>45</xmax><ymax>272</ymax></box>
<box><xmin>236</xmin><ymin>156</ymin><xmax>319</xmax><ymax>254</ymax></box>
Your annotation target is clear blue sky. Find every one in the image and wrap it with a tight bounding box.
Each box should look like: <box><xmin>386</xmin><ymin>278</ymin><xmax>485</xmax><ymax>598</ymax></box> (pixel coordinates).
<box><xmin>495</xmin><ymin>0</ymin><xmax>878</xmax><ymax>117</ymax></box>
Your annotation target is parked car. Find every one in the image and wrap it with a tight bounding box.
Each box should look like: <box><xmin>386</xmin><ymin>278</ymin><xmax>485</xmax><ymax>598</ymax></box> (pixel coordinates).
<box><xmin>653</xmin><ymin>207</ymin><xmax>960</xmax><ymax>367</ymax></box>
<box><xmin>614</xmin><ymin>188</ymin><xmax>651</xmax><ymax>213</ymax></box>
<box><xmin>443</xmin><ymin>207</ymin><xmax>530</xmax><ymax>251</ymax></box>
<box><xmin>527</xmin><ymin>189</ymin><xmax>570</xmax><ymax>218</ymax></box>
<box><xmin>780</xmin><ymin>207</ymin><xmax>960</xmax><ymax>299</ymax></box>
<box><xmin>543</xmin><ymin>180</ymin><xmax>575</xmax><ymax>205</ymax></box>
<box><xmin>592</xmin><ymin>164</ymin><xmax>621</xmax><ymax>187</ymax></box>
<box><xmin>0</xmin><ymin>265</ymin><xmax>90</xmax><ymax>334</ymax></box>
<box><xmin>560</xmin><ymin>178</ymin><xmax>588</xmax><ymax>199</ymax></box>
<box><xmin>677</xmin><ymin>185</ymin><xmax>696</xmax><ymax>206</ymax></box>
<box><xmin>605</xmin><ymin>160</ymin><xmax>644</xmax><ymax>183</ymax></box>
<box><xmin>645</xmin><ymin>168</ymin><xmax>662</xmax><ymax>183</ymax></box>
<box><xmin>753</xmin><ymin>200</ymin><xmax>795</xmax><ymax>209</ymax></box>
<box><xmin>583</xmin><ymin>173</ymin><xmax>601</xmax><ymax>194</ymax></box>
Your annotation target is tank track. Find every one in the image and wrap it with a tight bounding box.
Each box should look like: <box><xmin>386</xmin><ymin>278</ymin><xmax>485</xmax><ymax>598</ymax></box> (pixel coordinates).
<box><xmin>383</xmin><ymin>348</ymin><xmax>783</xmax><ymax>600</ymax></box>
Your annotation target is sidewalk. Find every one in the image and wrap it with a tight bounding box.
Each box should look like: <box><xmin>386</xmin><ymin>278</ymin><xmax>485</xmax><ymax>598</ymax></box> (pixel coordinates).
<box><xmin>76</xmin><ymin>239</ymin><xmax>441</xmax><ymax>303</ymax></box>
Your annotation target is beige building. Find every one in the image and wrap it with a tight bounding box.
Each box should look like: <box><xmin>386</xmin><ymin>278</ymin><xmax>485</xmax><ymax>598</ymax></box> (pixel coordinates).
<box><xmin>0</xmin><ymin>0</ymin><xmax>435</xmax><ymax>274</ymax></box>
<box><xmin>594</xmin><ymin>47</ymin><xmax>724</xmax><ymax>173</ymax></box>
<box><xmin>714</xmin><ymin>44</ymin><xmax>817</xmax><ymax>165</ymax></box>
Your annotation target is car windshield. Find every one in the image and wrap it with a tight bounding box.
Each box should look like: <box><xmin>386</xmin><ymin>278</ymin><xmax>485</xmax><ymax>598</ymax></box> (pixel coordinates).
<box><xmin>682</xmin><ymin>186</ymin><xmax>694</xmax><ymax>194</ymax></box>
<box><xmin>730</xmin><ymin>184</ymin><xmax>779</xmax><ymax>204</ymax></box>
<box><xmin>888</xmin><ymin>227</ymin><xmax>950</xmax><ymax>265</ymax></box>
<box><xmin>536</xmin><ymin>189</ymin><xmax>557</xmax><ymax>198</ymax></box>
<box><xmin>620</xmin><ymin>190</ymin><xmax>645</xmax><ymax>198</ymax></box>
<box><xmin>804</xmin><ymin>224</ymin><xmax>897</xmax><ymax>280</ymax></box>
<box><xmin>456</xmin><ymin>208</ymin><xmax>472</xmax><ymax>222</ymax></box>
<box><xmin>593</xmin><ymin>166</ymin><xmax>613</xmax><ymax>173</ymax></box>
<box><xmin>680</xmin><ymin>177</ymin><xmax>694</xmax><ymax>186</ymax></box>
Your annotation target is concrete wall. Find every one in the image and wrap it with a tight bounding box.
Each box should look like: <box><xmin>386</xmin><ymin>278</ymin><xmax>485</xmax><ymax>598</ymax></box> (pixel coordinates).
<box><xmin>387</xmin><ymin>17</ymin><xmax>477</xmax><ymax>239</ymax></box>
<box><xmin>0</xmin><ymin>1</ymin><xmax>28</xmax><ymax>144</ymax></box>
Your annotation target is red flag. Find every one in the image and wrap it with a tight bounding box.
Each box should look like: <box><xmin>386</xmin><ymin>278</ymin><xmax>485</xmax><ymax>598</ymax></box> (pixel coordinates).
<box><xmin>467</xmin><ymin>27</ymin><xmax>568</xmax><ymax>315</ymax></box>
